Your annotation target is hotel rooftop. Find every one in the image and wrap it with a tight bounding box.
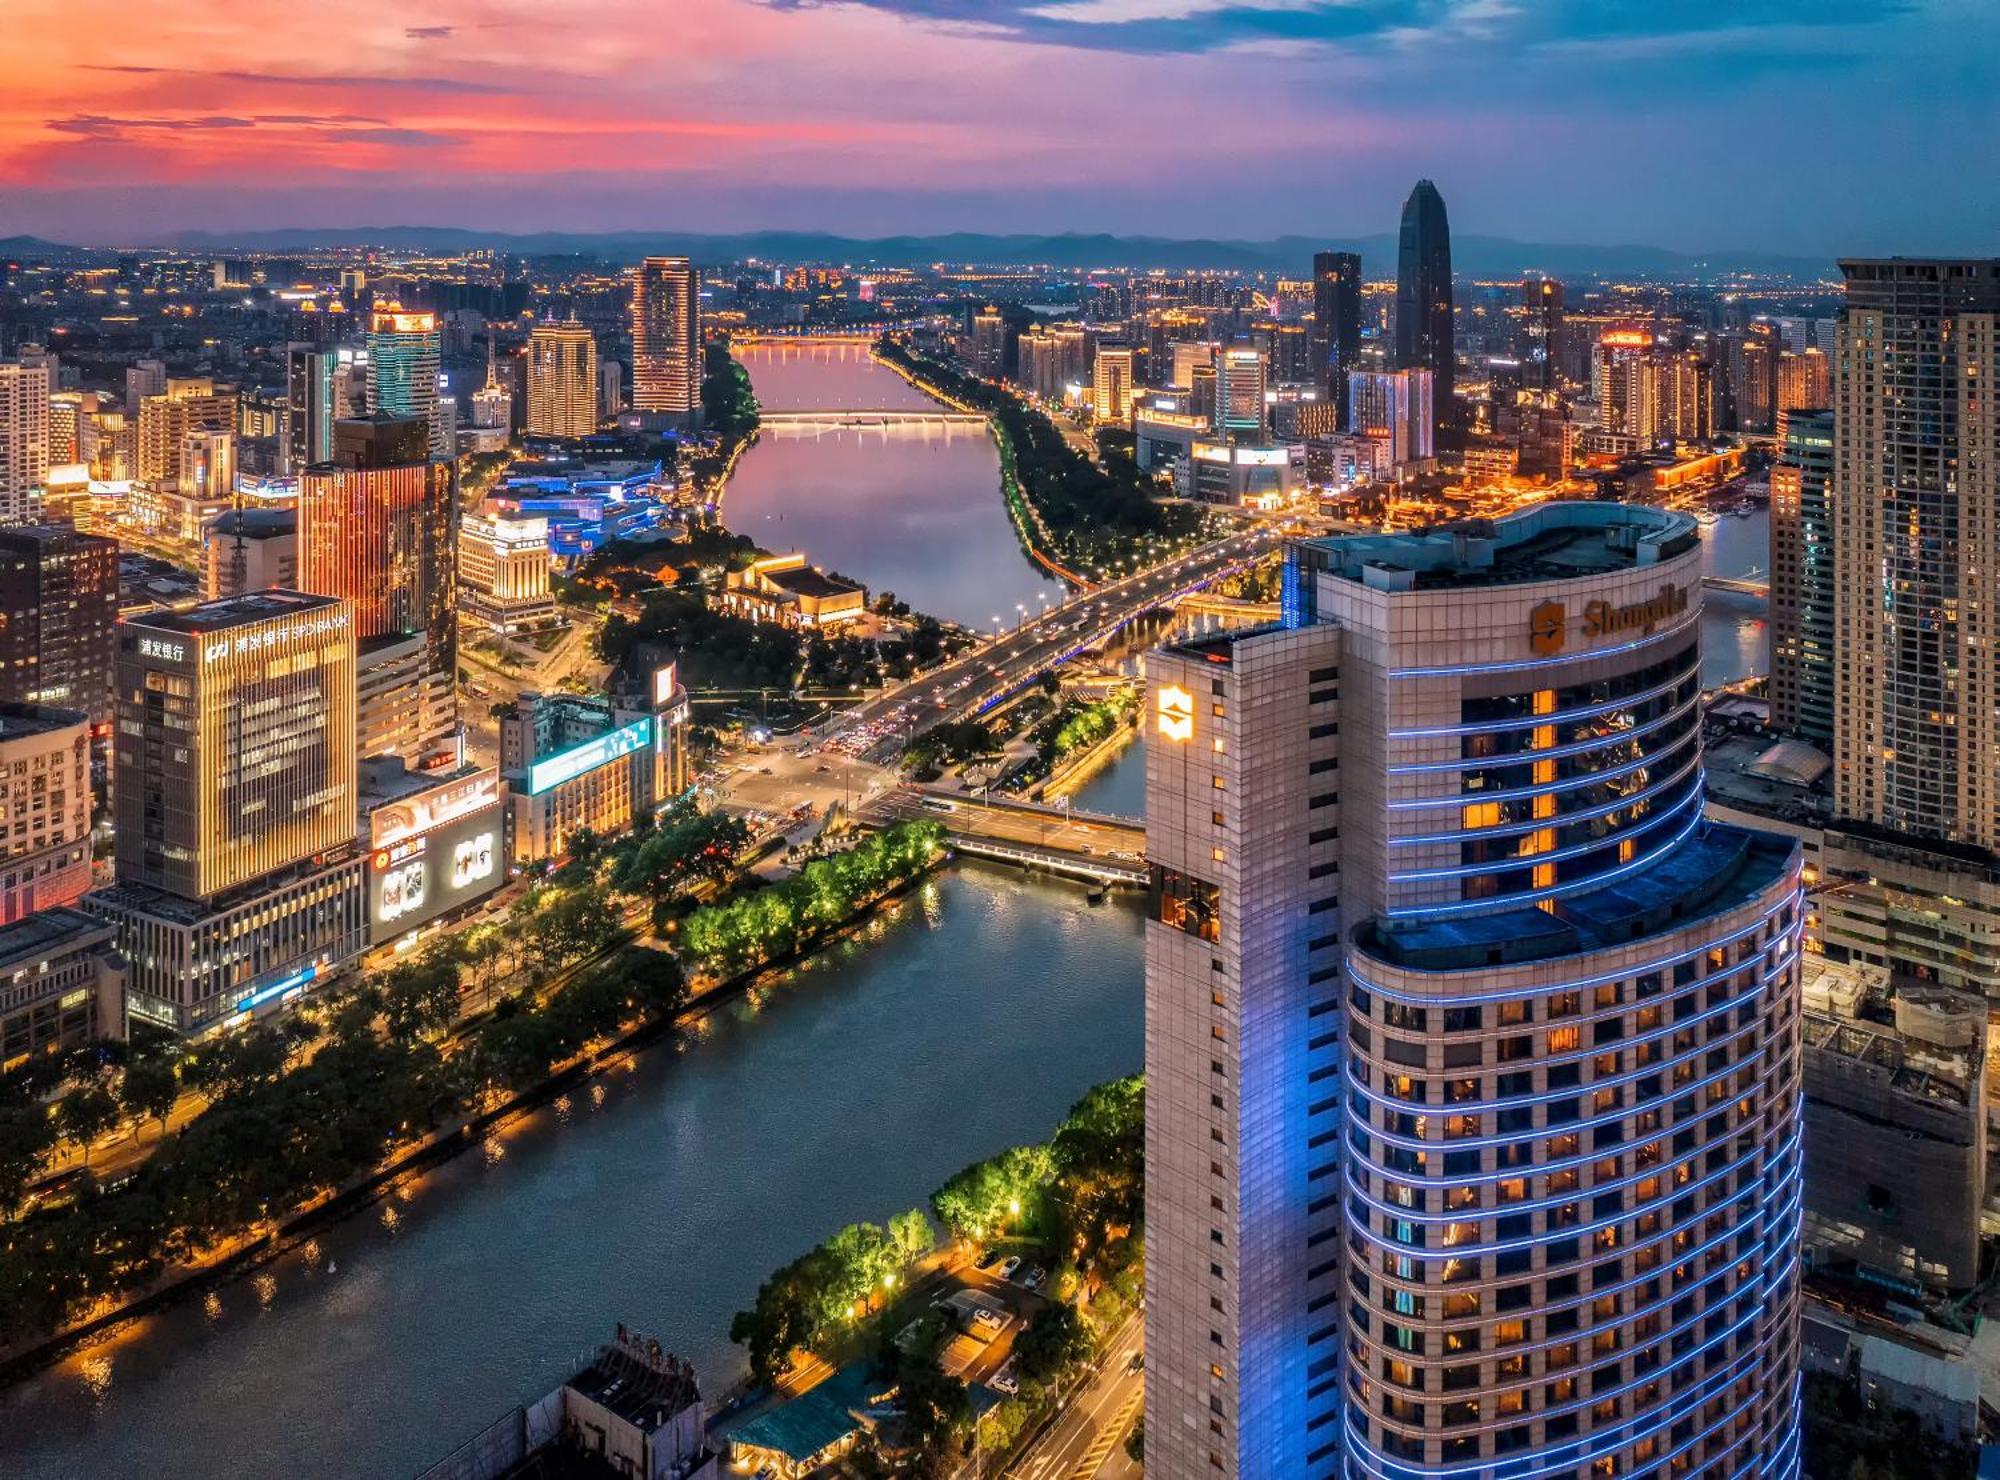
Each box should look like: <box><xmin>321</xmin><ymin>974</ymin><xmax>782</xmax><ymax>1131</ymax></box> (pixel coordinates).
<box><xmin>1300</xmin><ymin>501</ymin><xmax>1699</xmax><ymax>592</ymax></box>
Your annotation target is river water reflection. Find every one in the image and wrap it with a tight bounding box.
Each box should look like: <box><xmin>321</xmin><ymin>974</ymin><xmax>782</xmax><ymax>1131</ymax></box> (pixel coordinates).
<box><xmin>0</xmin><ymin>869</ymin><xmax>1142</xmax><ymax>1480</ymax></box>
<box><xmin>725</xmin><ymin>342</ymin><xmax>1063</xmax><ymax>630</ymax></box>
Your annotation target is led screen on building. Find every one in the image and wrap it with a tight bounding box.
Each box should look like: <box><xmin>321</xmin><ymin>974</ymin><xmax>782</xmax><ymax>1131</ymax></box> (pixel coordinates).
<box><xmin>367</xmin><ymin>797</ymin><xmax>505</xmax><ymax>945</ymax></box>
<box><xmin>525</xmin><ymin>717</ymin><xmax>653</xmax><ymax>796</ymax></box>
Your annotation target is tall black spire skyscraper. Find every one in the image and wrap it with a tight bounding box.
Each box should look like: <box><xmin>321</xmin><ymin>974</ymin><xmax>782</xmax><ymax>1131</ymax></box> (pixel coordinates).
<box><xmin>1394</xmin><ymin>179</ymin><xmax>1454</xmax><ymax>447</ymax></box>
<box><xmin>1309</xmin><ymin>250</ymin><xmax>1361</xmax><ymax>426</ymax></box>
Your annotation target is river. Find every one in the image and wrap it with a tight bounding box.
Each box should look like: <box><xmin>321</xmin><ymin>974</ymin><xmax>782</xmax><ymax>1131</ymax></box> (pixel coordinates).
<box><xmin>725</xmin><ymin>341</ymin><xmax>1064</xmax><ymax>631</ymax></box>
<box><xmin>0</xmin><ymin>869</ymin><xmax>1142</xmax><ymax>1479</ymax></box>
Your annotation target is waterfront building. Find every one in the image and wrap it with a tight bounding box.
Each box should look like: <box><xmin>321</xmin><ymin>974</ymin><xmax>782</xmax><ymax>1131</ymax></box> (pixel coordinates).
<box><xmin>1144</xmin><ymin>502</ymin><xmax>1805</xmax><ymax>1479</ymax></box>
<box><xmin>90</xmin><ymin>590</ymin><xmax>364</xmax><ymax>1030</ymax></box>
<box><xmin>630</xmin><ymin>255</ymin><xmax>702</xmax><ymax>426</ymax></box>
<box><xmin>202</xmin><ymin>507</ymin><xmax>298</xmax><ymax>600</ymax></box>
<box><xmin>0</xmin><ymin>524</ymin><xmax>120</xmax><ymax>727</ymax></box>
<box><xmin>0</xmin><ymin>358</ymin><xmax>52</xmax><ymax>522</ymax></box>
<box><xmin>1186</xmin><ymin>440</ymin><xmax>1305</xmax><ymax>509</ymax></box>
<box><xmin>1798</xmin><ymin>960</ymin><xmax>1985</xmax><ymax>1290</ymax></box>
<box><xmin>0</xmin><ymin>704</ymin><xmax>93</xmax><ymax>925</ymax></box>
<box><xmin>1775</xmin><ymin>348</ymin><xmax>1828</xmax><ymax>419</ymax></box>
<box><xmin>1661</xmin><ymin>351</ymin><xmax>1715</xmax><ymax>443</ymax></box>
<box><xmin>300</xmin><ymin>414</ymin><xmax>458</xmax><ymax>764</ymax></box>
<box><xmin>1726</xmin><ymin>329</ymin><xmax>1777</xmax><ymax>435</ymax></box>
<box><xmin>0</xmin><ymin>908</ymin><xmax>125</xmax><ymax>1072</ymax></box>
<box><xmin>1768</xmin><ymin>409</ymin><xmax>1834</xmax><ymax>745</ymax></box>
<box><xmin>970</xmin><ymin>304</ymin><xmax>1007</xmax><ymax>378</ymax></box>
<box><xmin>1347</xmin><ymin>368</ymin><xmax>1434</xmax><ymax>469</ymax></box>
<box><xmin>527</xmin><ymin>321</ymin><xmax>600</xmax><ymax>439</ymax></box>
<box><xmin>500</xmin><ymin>670</ymin><xmax>689</xmax><ymax>864</ymax></box>
<box><xmin>1395</xmin><ymin>180</ymin><xmax>1455</xmax><ymax>449</ymax></box>
<box><xmin>366</xmin><ymin>307</ymin><xmax>448</xmax><ymax>458</ymax></box>
<box><xmin>1311</xmin><ymin>252</ymin><xmax>1363</xmax><ymax>421</ymax></box>
<box><xmin>1094</xmin><ymin>345</ymin><xmax>1137</xmax><ymax>427</ymax></box>
<box><xmin>459</xmin><ymin>511</ymin><xmax>557</xmax><ymax>632</ymax></box>
<box><xmin>721</xmin><ymin>552</ymin><xmax>866</xmax><ymax>630</ymax></box>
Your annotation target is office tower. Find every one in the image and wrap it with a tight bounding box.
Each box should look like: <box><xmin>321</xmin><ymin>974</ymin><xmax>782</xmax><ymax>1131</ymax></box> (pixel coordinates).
<box><xmin>0</xmin><ymin>525</ymin><xmax>119</xmax><ymax>726</ymax></box>
<box><xmin>970</xmin><ymin>305</ymin><xmax>1007</xmax><ymax>378</ymax></box>
<box><xmin>138</xmin><ymin>378</ymin><xmax>236</xmax><ymax>487</ymax></box>
<box><xmin>47</xmin><ymin>390</ymin><xmax>80</xmax><ymax>465</ymax></box>
<box><xmin>1768</xmin><ymin>408</ymin><xmax>1834</xmax><ymax>745</ymax></box>
<box><xmin>1215</xmin><ymin>345</ymin><xmax>1268</xmax><ymax>436</ymax></box>
<box><xmin>203</xmin><ymin>507</ymin><xmax>298</xmax><ymax>600</ymax></box>
<box><xmin>0</xmin><ymin>703</ymin><xmax>93</xmax><ymax>925</ymax></box>
<box><xmin>0</xmin><ymin>360</ymin><xmax>51</xmax><ymax>522</ymax></box>
<box><xmin>527</xmin><ymin>322</ymin><xmax>600</xmax><ymax>439</ymax></box>
<box><xmin>1591</xmin><ymin>330</ymin><xmax>1654</xmax><ymax>437</ymax></box>
<box><xmin>598</xmin><ymin>358</ymin><xmax>624</xmax><ymax>422</ymax></box>
<box><xmin>125</xmin><ymin>358</ymin><xmax>165</xmax><ymax>414</ymax></box>
<box><xmin>90</xmin><ymin>591</ymin><xmax>364</xmax><ymax>1031</ymax></box>
<box><xmin>300</xmin><ymin>415</ymin><xmax>459</xmax><ymax>763</ymax></box>
<box><xmin>1521</xmin><ymin>275</ymin><xmax>1566</xmax><ymax>392</ymax></box>
<box><xmin>179</xmin><ymin>427</ymin><xmax>235</xmax><ymax>501</ymax></box>
<box><xmin>1394</xmin><ymin>180</ymin><xmax>1455</xmax><ymax>447</ymax></box>
<box><xmin>1144</xmin><ymin>502</ymin><xmax>1805</xmax><ymax>1479</ymax></box>
<box><xmin>459</xmin><ymin>511</ymin><xmax>557</xmax><ymax>632</ymax></box>
<box><xmin>630</xmin><ymin>255</ymin><xmax>702</xmax><ymax>424</ymax></box>
<box><xmin>472</xmin><ymin>335</ymin><xmax>512</xmax><ymax>431</ymax></box>
<box><xmin>1347</xmin><ymin>368</ymin><xmax>1434</xmax><ymax>466</ymax></box>
<box><xmin>1095</xmin><ymin>345</ymin><xmax>1137</xmax><ymax>427</ymax></box>
<box><xmin>366</xmin><ymin>306</ymin><xmax>447</xmax><ymax>458</ymax></box>
<box><xmin>286</xmin><ymin>342</ymin><xmax>343</xmax><ymax>474</ymax></box>
<box><xmin>1310</xmin><ymin>251</ymin><xmax>1363</xmax><ymax>423</ymax></box>
<box><xmin>1255</xmin><ymin>322</ymin><xmax>1311</xmax><ymax>386</ymax></box>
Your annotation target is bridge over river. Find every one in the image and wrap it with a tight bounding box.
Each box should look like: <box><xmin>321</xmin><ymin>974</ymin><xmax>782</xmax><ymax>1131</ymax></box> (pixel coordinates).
<box><xmin>759</xmin><ymin>408</ymin><xmax>989</xmax><ymax>430</ymax></box>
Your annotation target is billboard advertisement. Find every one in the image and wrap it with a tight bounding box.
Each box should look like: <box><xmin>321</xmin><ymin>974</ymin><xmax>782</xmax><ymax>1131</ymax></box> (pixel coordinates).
<box><xmin>367</xmin><ymin>789</ymin><xmax>505</xmax><ymax>945</ymax></box>
<box><xmin>525</xmin><ymin>716</ymin><xmax>652</xmax><ymax>796</ymax></box>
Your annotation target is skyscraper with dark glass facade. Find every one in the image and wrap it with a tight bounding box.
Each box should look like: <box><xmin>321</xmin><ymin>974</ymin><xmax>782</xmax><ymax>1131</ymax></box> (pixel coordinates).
<box><xmin>1395</xmin><ymin>180</ymin><xmax>1455</xmax><ymax>449</ymax></box>
<box><xmin>1311</xmin><ymin>250</ymin><xmax>1362</xmax><ymax>427</ymax></box>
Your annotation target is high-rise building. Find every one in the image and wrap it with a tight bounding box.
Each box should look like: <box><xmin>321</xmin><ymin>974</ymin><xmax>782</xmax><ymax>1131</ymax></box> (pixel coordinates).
<box><xmin>203</xmin><ymin>507</ymin><xmax>298</xmax><ymax>600</ymax></box>
<box><xmin>1347</xmin><ymin>367</ymin><xmax>1434</xmax><ymax>467</ymax></box>
<box><xmin>89</xmin><ymin>590</ymin><xmax>365</xmax><ymax>1031</ymax></box>
<box><xmin>1768</xmin><ymin>408</ymin><xmax>1834</xmax><ymax>745</ymax></box>
<box><xmin>0</xmin><ymin>703</ymin><xmax>93</xmax><ymax>925</ymax></box>
<box><xmin>459</xmin><ymin>511</ymin><xmax>557</xmax><ymax>633</ymax></box>
<box><xmin>970</xmin><ymin>305</ymin><xmax>1007</xmax><ymax>379</ymax></box>
<box><xmin>179</xmin><ymin>427</ymin><xmax>235</xmax><ymax>502</ymax></box>
<box><xmin>300</xmin><ymin>415</ymin><xmax>458</xmax><ymax>763</ymax></box>
<box><xmin>1521</xmin><ymin>274</ymin><xmax>1566</xmax><ymax>392</ymax></box>
<box><xmin>471</xmin><ymin>335</ymin><xmax>512</xmax><ymax>432</ymax></box>
<box><xmin>1662</xmin><ymin>350</ymin><xmax>1716</xmax><ymax>443</ymax></box>
<box><xmin>1310</xmin><ymin>251</ymin><xmax>1363</xmax><ymax>423</ymax></box>
<box><xmin>1395</xmin><ymin>180</ymin><xmax>1455</xmax><ymax>449</ymax></box>
<box><xmin>286</xmin><ymin>343</ymin><xmax>343</xmax><ymax>474</ymax></box>
<box><xmin>0</xmin><ymin>359</ymin><xmax>51</xmax><ymax>523</ymax></box>
<box><xmin>366</xmin><ymin>307</ymin><xmax>448</xmax><ymax>458</ymax></box>
<box><xmin>1592</xmin><ymin>329</ymin><xmax>1655</xmax><ymax>438</ymax></box>
<box><xmin>0</xmin><ymin>524</ymin><xmax>119</xmax><ymax>727</ymax></box>
<box><xmin>1775</xmin><ymin>347</ymin><xmax>1829</xmax><ymax>419</ymax></box>
<box><xmin>1726</xmin><ymin>329</ymin><xmax>1777</xmax><ymax>435</ymax></box>
<box><xmin>138</xmin><ymin>378</ymin><xmax>236</xmax><ymax>487</ymax></box>
<box><xmin>1094</xmin><ymin>345</ymin><xmax>1137</xmax><ymax>427</ymax></box>
<box><xmin>1145</xmin><ymin>504</ymin><xmax>1806</xmax><ymax>1480</ymax></box>
<box><xmin>124</xmin><ymin>358</ymin><xmax>165</xmax><ymax>414</ymax></box>
<box><xmin>1833</xmin><ymin>259</ymin><xmax>2000</xmax><ymax>845</ymax></box>
<box><xmin>630</xmin><ymin>256</ymin><xmax>701</xmax><ymax>424</ymax></box>
<box><xmin>527</xmin><ymin>322</ymin><xmax>600</xmax><ymax>439</ymax></box>
<box><xmin>1215</xmin><ymin>345</ymin><xmax>1268</xmax><ymax>436</ymax></box>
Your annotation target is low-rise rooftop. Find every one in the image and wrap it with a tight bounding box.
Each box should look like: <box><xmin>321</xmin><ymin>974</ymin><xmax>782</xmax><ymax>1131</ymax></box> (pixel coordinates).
<box><xmin>127</xmin><ymin>587</ymin><xmax>341</xmax><ymax>635</ymax></box>
<box><xmin>0</xmin><ymin>907</ymin><xmax>114</xmax><ymax>972</ymax></box>
<box><xmin>1301</xmin><ymin>501</ymin><xmax>1698</xmax><ymax>593</ymax></box>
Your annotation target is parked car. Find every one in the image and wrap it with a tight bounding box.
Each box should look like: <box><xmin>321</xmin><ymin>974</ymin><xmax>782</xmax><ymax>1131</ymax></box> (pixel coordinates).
<box><xmin>976</xmin><ymin>1248</ymin><xmax>1006</xmax><ymax>1271</ymax></box>
<box><xmin>998</xmin><ymin>1256</ymin><xmax>1022</xmax><ymax>1280</ymax></box>
<box><xmin>1021</xmin><ymin>1265</ymin><xmax>1046</xmax><ymax>1291</ymax></box>
<box><xmin>991</xmin><ymin>1363</ymin><xmax>1020</xmax><ymax>1396</ymax></box>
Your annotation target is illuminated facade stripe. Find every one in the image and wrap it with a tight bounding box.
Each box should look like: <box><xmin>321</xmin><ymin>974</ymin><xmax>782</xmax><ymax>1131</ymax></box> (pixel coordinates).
<box><xmin>1388</xmin><ymin>751</ymin><xmax>1704</xmax><ymax>846</ymax></box>
<box><xmin>1385</xmin><ymin>691</ymin><xmax>1702</xmax><ymax>773</ymax></box>
<box><xmin>1386</xmin><ymin>777</ymin><xmax>1705</xmax><ymax>883</ymax></box>
<box><xmin>1385</xmin><ymin>609</ymin><xmax>1699</xmax><ymax>678</ymax></box>
<box><xmin>1386</xmin><ymin>657</ymin><xmax>1701</xmax><ymax>738</ymax></box>
<box><xmin>1388</xmin><ymin>743</ymin><xmax>1695</xmax><ymax>810</ymax></box>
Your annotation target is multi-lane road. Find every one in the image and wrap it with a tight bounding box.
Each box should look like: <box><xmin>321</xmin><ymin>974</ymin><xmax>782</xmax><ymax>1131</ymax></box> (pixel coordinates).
<box><xmin>1003</xmin><ymin>1312</ymin><xmax>1145</xmax><ymax>1480</ymax></box>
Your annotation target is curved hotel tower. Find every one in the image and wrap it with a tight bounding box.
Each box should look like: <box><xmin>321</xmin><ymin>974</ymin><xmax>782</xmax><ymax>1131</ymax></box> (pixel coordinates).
<box><xmin>1144</xmin><ymin>503</ymin><xmax>1804</xmax><ymax>1479</ymax></box>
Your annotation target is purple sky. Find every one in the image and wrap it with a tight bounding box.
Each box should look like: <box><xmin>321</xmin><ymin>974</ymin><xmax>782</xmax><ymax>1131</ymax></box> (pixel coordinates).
<box><xmin>2</xmin><ymin>0</ymin><xmax>1993</xmax><ymax>253</ymax></box>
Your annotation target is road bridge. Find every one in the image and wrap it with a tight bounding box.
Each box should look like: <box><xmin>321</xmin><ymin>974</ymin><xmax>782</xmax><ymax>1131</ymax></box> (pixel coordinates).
<box><xmin>1702</xmin><ymin>575</ymin><xmax>1770</xmax><ymax>597</ymax></box>
<box><xmin>759</xmin><ymin>409</ymin><xmax>989</xmax><ymax>429</ymax></box>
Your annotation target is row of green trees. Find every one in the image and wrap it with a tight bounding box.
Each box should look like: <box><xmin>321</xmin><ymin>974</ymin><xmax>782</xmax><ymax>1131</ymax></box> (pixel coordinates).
<box><xmin>1043</xmin><ymin>691</ymin><xmax>1136</xmax><ymax>764</ymax></box>
<box><xmin>873</xmin><ymin>338</ymin><xmax>1206</xmax><ymax>568</ymax></box>
<box><xmin>730</xmin><ymin>1209</ymin><xmax>935</xmax><ymax>1381</ymax></box>
<box><xmin>0</xmin><ymin>902</ymin><xmax>687</xmax><ymax>1348</ymax></box>
<box><xmin>679</xmin><ymin>820</ymin><xmax>946</xmax><ymax>976</ymax></box>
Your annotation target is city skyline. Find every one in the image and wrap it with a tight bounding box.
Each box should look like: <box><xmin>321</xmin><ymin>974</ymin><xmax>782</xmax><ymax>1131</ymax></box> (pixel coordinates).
<box><xmin>1</xmin><ymin>0</ymin><xmax>1995</xmax><ymax>253</ymax></box>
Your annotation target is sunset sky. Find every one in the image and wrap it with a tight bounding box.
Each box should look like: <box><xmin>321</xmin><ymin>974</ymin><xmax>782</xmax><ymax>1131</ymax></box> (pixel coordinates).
<box><xmin>1</xmin><ymin>0</ymin><xmax>1993</xmax><ymax>252</ymax></box>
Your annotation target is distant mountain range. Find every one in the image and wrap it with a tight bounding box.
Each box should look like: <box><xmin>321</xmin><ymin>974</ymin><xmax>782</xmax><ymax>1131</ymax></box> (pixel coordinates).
<box><xmin>4</xmin><ymin>227</ymin><xmax>1836</xmax><ymax>280</ymax></box>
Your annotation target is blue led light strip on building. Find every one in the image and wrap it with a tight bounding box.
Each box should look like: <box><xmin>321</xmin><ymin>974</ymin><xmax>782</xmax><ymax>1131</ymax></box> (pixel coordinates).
<box><xmin>1385</xmin><ymin>610</ymin><xmax>1700</xmax><ymax>679</ymax></box>
<box><xmin>1386</xmin><ymin>783</ymin><xmax>1705</xmax><ymax>883</ymax></box>
<box><xmin>1383</xmin><ymin>805</ymin><xmax>1705</xmax><ymax>919</ymax></box>
<box><xmin>1389</xmin><ymin>752</ymin><xmax>1704</xmax><ymax>846</ymax></box>
<box><xmin>1386</xmin><ymin>692</ymin><xmax>1702</xmax><ymax>773</ymax></box>
<box><xmin>1388</xmin><ymin>741</ymin><xmax>1697</xmax><ymax>810</ymax></box>
<box><xmin>1386</xmin><ymin>659</ymin><xmax>1701</xmax><ymax>739</ymax></box>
